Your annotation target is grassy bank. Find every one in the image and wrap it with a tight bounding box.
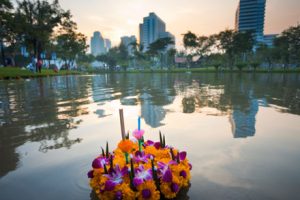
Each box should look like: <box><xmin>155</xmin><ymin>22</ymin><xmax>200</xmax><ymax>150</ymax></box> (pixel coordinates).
<box><xmin>89</xmin><ymin>67</ymin><xmax>300</xmax><ymax>74</ymax></box>
<box><xmin>1</xmin><ymin>67</ymin><xmax>299</xmax><ymax>79</ymax></box>
<box><xmin>0</xmin><ymin>67</ymin><xmax>82</xmax><ymax>79</ymax></box>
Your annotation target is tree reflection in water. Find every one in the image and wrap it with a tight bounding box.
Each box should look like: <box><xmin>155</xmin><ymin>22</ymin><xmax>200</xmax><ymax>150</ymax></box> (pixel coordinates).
<box><xmin>0</xmin><ymin>73</ymin><xmax>299</xmax><ymax>185</ymax></box>
<box><xmin>0</xmin><ymin>76</ymin><xmax>92</xmax><ymax>177</ymax></box>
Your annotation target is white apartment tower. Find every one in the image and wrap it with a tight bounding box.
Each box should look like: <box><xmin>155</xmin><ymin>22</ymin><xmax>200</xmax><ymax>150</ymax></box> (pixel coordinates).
<box><xmin>91</xmin><ymin>31</ymin><xmax>106</xmax><ymax>56</ymax></box>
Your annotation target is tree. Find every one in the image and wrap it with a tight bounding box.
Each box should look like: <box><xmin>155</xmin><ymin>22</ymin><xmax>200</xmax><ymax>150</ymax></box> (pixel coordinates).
<box><xmin>232</xmin><ymin>30</ymin><xmax>254</xmax><ymax>61</ymax></box>
<box><xmin>274</xmin><ymin>35</ymin><xmax>290</xmax><ymax>69</ymax></box>
<box><xmin>129</xmin><ymin>41</ymin><xmax>147</xmax><ymax>69</ymax></box>
<box><xmin>215</xmin><ymin>29</ymin><xmax>236</xmax><ymax>68</ymax></box>
<box><xmin>147</xmin><ymin>37</ymin><xmax>174</xmax><ymax>69</ymax></box>
<box><xmin>208</xmin><ymin>53</ymin><xmax>224</xmax><ymax>70</ymax></box>
<box><xmin>14</xmin><ymin>0</ymin><xmax>71</xmax><ymax>59</ymax></box>
<box><xmin>96</xmin><ymin>53</ymin><xmax>116</xmax><ymax>71</ymax></box>
<box><xmin>54</xmin><ymin>22</ymin><xmax>88</xmax><ymax>69</ymax></box>
<box><xmin>256</xmin><ymin>44</ymin><xmax>276</xmax><ymax>70</ymax></box>
<box><xmin>215</xmin><ymin>29</ymin><xmax>254</xmax><ymax>69</ymax></box>
<box><xmin>0</xmin><ymin>0</ymin><xmax>13</xmax><ymax>65</ymax></box>
<box><xmin>274</xmin><ymin>25</ymin><xmax>300</xmax><ymax>68</ymax></box>
<box><xmin>166</xmin><ymin>48</ymin><xmax>176</xmax><ymax>69</ymax></box>
<box><xmin>96</xmin><ymin>44</ymin><xmax>129</xmax><ymax>71</ymax></box>
<box><xmin>182</xmin><ymin>31</ymin><xmax>198</xmax><ymax>68</ymax></box>
<box><xmin>197</xmin><ymin>35</ymin><xmax>216</xmax><ymax>58</ymax></box>
<box><xmin>284</xmin><ymin>25</ymin><xmax>300</xmax><ymax>67</ymax></box>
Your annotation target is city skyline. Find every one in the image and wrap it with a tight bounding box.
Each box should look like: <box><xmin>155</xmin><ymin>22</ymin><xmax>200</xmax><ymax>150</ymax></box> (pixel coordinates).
<box><xmin>59</xmin><ymin>0</ymin><xmax>300</xmax><ymax>48</ymax></box>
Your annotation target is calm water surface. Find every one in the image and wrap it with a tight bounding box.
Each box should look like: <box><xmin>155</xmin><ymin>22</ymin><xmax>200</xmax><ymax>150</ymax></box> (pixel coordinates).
<box><xmin>0</xmin><ymin>73</ymin><xmax>300</xmax><ymax>200</ymax></box>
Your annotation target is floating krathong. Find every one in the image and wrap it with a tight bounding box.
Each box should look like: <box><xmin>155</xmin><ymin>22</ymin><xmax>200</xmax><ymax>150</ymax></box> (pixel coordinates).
<box><xmin>88</xmin><ymin>109</ymin><xmax>192</xmax><ymax>200</ymax></box>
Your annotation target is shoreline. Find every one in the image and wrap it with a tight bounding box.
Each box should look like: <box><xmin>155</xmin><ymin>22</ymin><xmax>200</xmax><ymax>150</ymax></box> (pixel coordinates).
<box><xmin>1</xmin><ymin>67</ymin><xmax>300</xmax><ymax>80</ymax></box>
<box><xmin>0</xmin><ymin>67</ymin><xmax>82</xmax><ymax>80</ymax></box>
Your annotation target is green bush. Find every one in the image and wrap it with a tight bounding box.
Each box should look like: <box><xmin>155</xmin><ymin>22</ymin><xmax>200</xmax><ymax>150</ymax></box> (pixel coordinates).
<box><xmin>236</xmin><ymin>62</ymin><xmax>247</xmax><ymax>71</ymax></box>
<box><xmin>250</xmin><ymin>62</ymin><xmax>260</xmax><ymax>70</ymax></box>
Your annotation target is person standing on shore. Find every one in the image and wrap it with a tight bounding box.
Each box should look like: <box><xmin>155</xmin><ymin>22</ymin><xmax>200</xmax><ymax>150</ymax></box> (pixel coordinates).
<box><xmin>36</xmin><ymin>58</ymin><xmax>43</xmax><ymax>73</ymax></box>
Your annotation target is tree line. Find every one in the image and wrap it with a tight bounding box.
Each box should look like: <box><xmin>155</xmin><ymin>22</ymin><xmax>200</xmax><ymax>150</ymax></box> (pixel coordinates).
<box><xmin>91</xmin><ymin>36</ymin><xmax>176</xmax><ymax>71</ymax></box>
<box><xmin>1</xmin><ymin>0</ymin><xmax>299</xmax><ymax>71</ymax></box>
<box><xmin>182</xmin><ymin>25</ymin><xmax>300</xmax><ymax>70</ymax></box>
<box><xmin>0</xmin><ymin>0</ymin><xmax>88</xmax><ymax>68</ymax></box>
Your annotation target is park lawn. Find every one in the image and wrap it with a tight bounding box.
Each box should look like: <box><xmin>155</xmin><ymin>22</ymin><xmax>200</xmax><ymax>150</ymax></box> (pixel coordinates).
<box><xmin>96</xmin><ymin>67</ymin><xmax>300</xmax><ymax>73</ymax></box>
<box><xmin>0</xmin><ymin>67</ymin><xmax>82</xmax><ymax>79</ymax></box>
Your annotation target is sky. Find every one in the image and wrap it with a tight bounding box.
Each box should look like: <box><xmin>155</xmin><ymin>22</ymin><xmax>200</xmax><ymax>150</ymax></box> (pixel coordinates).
<box><xmin>58</xmin><ymin>0</ymin><xmax>300</xmax><ymax>48</ymax></box>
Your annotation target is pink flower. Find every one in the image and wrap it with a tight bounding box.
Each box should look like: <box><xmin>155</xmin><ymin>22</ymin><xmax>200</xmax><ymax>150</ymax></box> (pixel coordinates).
<box><xmin>133</xmin><ymin>129</ymin><xmax>145</xmax><ymax>140</ymax></box>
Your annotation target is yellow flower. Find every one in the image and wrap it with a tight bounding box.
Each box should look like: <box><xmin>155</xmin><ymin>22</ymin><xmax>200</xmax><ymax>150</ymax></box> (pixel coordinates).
<box><xmin>136</xmin><ymin>180</ymin><xmax>160</xmax><ymax>200</ymax></box>
<box><xmin>160</xmin><ymin>176</ymin><xmax>181</xmax><ymax>199</ymax></box>
<box><xmin>170</xmin><ymin>163</ymin><xmax>191</xmax><ymax>187</ymax></box>
<box><xmin>98</xmin><ymin>183</ymin><xmax>135</xmax><ymax>200</ymax></box>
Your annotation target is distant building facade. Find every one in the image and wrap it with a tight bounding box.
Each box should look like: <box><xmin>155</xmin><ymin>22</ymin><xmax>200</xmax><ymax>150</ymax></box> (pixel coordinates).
<box><xmin>121</xmin><ymin>35</ymin><xmax>137</xmax><ymax>55</ymax></box>
<box><xmin>91</xmin><ymin>31</ymin><xmax>109</xmax><ymax>56</ymax></box>
<box><xmin>139</xmin><ymin>12</ymin><xmax>175</xmax><ymax>51</ymax></box>
<box><xmin>263</xmin><ymin>34</ymin><xmax>278</xmax><ymax>47</ymax></box>
<box><xmin>104</xmin><ymin>39</ymin><xmax>112</xmax><ymax>52</ymax></box>
<box><xmin>235</xmin><ymin>0</ymin><xmax>266</xmax><ymax>43</ymax></box>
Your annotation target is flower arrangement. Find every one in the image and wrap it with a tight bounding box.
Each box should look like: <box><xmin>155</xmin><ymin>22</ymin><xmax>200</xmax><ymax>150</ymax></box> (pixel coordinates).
<box><xmin>88</xmin><ymin>110</ymin><xmax>192</xmax><ymax>200</ymax></box>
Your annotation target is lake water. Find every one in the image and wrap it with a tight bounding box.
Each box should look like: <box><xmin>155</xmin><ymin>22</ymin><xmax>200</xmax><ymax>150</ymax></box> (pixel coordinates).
<box><xmin>0</xmin><ymin>73</ymin><xmax>300</xmax><ymax>200</ymax></box>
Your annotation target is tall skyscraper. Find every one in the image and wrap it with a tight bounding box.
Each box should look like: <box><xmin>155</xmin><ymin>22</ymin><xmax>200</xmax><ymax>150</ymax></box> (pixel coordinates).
<box><xmin>139</xmin><ymin>12</ymin><xmax>175</xmax><ymax>51</ymax></box>
<box><xmin>235</xmin><ymin>0</ymin><xmax>266</xmax><ymax>43</ymax></box>
<box><xmin>91</xmin><ymin>31</ymin><xmax>106</xmax><ymax>56</ymax></box>
<box><xmin>104</xmin><ymin>39</ymin><xmax>111</xmax><ymax>52</ymax></box>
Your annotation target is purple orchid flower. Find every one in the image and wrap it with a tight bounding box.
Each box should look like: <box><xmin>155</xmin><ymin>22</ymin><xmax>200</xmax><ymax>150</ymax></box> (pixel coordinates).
<box><xmin>103</xmin><ymin>165</ymin><xmax>128</xmax><ymax>191</ymax></box>
<box><xmin>154</xmin><ymin>142</ymin><xmax>161</xmax><ymax>149</ymax></box>
<box><xmin>92</xmin><ymin>156</ymin><xmax>109</xmax><ymax>169</ymax></box>
<box><xmin>87</xmin><ymin>170</ymin><xmax>94</xmax><ymax>178</ymax></box>
<box><xmin>170</xmin><ymin>150</ymin><xmax>187</xmax><ymax>163</ymax></box>
<box><xmin>157</xmin><ymin>162</ymin><xmax>173</xmax><ymax>183</ymax></box>
<box><xmin>178</xmin><ymin>151</ymin><xmax>187</xmax><ymax>161</ymax></box>
<box><xmin>115</xmin><ymin>191</ymin><xmax>123</xmax><ymax>200</ymax></box>
<box><xmin>133</xmin><ymin>165</ymin><xmax>153</xmax><ymax>186</ymax></box>
<box><xmin>180</xmin><ymin>170</ymin><xmax>187</xmax><ymax>178</ymax></box>
<box><xmin>171</xmin><ymin>183</ymin><xmax>179</xmax><ymax>193</ymax></box>
<box><xmin>142</xmin><ymin>189</ymin><xmax>152</xmax><ymax>199</ymax></box>
<box><xmin>134</xmin><ymin>151</ymin><xmax>150</xmax><ymax>163</ymax></box>
<box><xmin>144</xmin><ymin>140</ymin><xmax>154</xmax><ymax>147</ymax></box>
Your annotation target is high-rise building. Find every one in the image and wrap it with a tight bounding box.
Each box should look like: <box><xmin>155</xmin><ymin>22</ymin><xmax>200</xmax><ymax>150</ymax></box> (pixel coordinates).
<box><xmin>235</xmin><ymin>0</ymin><xmax>266</xmax><ymax>43</ymax></box>
<box><xmin>104</xmin><ymin>39</ymin><xmax>111</xmax><ymax>52</ymax></box>
<box><xmin>121</xmin><ymin>36</ymin><xmax>137</xmax><ymax>55</ymax></box>
<box><xmin>263</xmin><ymin>34</ymin><xmax>278</xmax><ymax>47</ymax></box>
<box><xmin>91</xmin><ymin>31</ymin><xmax>106</xmax><ymax>56</ymax></box>
<box><xmin>139</xmin><ymin>12</ymin><xmax>175</xmax><ymax>51</ymax></box>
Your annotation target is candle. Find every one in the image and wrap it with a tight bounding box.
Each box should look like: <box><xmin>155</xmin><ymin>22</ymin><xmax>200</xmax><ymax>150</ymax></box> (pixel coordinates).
<box><xmin>138</xmin><ymin>117</ymin><xmax>141</xmax><ymax>130</ymax></box>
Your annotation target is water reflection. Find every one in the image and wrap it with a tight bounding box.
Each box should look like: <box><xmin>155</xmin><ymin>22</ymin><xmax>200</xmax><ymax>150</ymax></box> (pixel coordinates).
<box><xmin>89</xmin><ymin>73</ymin><xmax>300</xmax><ymax>137</ymax></box>
<box><xmin>0</xmin><ymin>73</ymin><xmax>300</xmax><ymax>199</ymax></box>
<box><xmin>0</xmin><ymin>76</ymin><xmax>92</xmax><ymax>177</ymax></box>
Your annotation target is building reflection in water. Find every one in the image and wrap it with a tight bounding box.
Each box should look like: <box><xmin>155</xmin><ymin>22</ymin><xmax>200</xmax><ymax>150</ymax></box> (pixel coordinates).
<box><xmin>1</xmin><ymin>73</ymin><xmax>299</xmax><ymax>180</ymax></box>
<box><xmin>230</xmin><ymin>99</ymin><xmax>259</xmax><ymax>138</ymax></box>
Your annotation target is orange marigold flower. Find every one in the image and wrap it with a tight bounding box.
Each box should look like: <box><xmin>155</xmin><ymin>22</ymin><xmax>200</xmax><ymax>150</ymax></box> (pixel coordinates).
<box><xmin>118</xmin><ymin>139</ymin><xmax>134</xmax><ymax>153</ymax></box>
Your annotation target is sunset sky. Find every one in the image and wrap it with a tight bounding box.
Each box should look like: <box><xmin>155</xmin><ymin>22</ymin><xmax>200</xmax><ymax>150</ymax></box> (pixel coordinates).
<box><xmin>59</xmin><ymin>0</ymin><xmax>300</xmax><ymax>48</ymax></box>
